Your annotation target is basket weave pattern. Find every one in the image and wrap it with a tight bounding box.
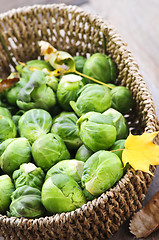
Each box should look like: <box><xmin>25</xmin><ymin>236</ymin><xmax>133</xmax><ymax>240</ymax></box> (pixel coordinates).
<box><xmin>0</xmin><ymin>4</ymin><xmax>158</xmax><ymax>239</ymax></box>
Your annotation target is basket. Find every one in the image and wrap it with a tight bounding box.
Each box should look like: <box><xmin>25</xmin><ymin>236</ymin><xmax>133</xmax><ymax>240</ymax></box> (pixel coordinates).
<box><xmin>0</xmin><ymin>4</ymin><xmax>158</xmax><ymax>240</ymax></box>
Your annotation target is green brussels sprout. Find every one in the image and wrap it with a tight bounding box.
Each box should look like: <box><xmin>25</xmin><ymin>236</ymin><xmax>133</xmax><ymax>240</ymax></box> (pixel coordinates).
<box><xmin>17</xmin><ymin>85</ymin><xmax>56</xmax><ymax>111</ymax></box>
<box><xmin>103</xmin><ymin>108</ymin><xmax>129</xmax><ymax>140</ymax></box>
<box><xmin>83</xmin><ymin>53</ymin><xmax>118</xmax><ymax>84</ymax></box>
<box><xmin>16</xmin><ymin>65</ymin><xmax>32</xmax><ymax>82</ymax></box>
<box><xmin>13</xmin><ymin>163</ymin><xmax>45</xmax><ymax>190</ymax></box>
<box><xmin>16</xmin><ymin>60</ymin><xmax>54</xmax><ymax>81</ymax></box>
<box><xmin>45</xmin><ymin>160</ymin><xmax>84</xmax><ymax>183</ymax></box>
<box><xmin>32</xmin><ymin>133</ymin><xmax>70</xmax><ymax>171</ymax></box>
<box><xmin>18</xmin><ymin>109</ymin><xmax>52</xmax><ymax>144</ymax></box>
<box><xmin>70</xmin><ymin>84</ymin><xmax>111</xmax><ymax>117</ymax></box>
<box><xmin>17</xmin><ymin>70</ymin><xmax>56</xmax><ymax>111</ymax></box>
<box><xmin>75</xmin><ymin>145</ymin><xmax>93</xmax><ymax>162</ymax></box>
<box><xmin>17</xmin><ymin>70</ymin><xmax>45</xmax><ymax>102</ymax></box>
<box><xmin>8</xmin><ymin>185</ymin><xmax>44</xmax><ymax>218</ymax></box>
<box><xmin>6</xmin><ymin>78</ymin><xmax>28</xmax><ymax>106</ymax></box>
<box><xmin>51</xmin><ymin>112</ymin><xmax>82</xmax><ymax>150</ymax></box>
<box><xmin>106</xmin><ymin>83</ymin><xmax>117</xmax><ymax>90</ymax></box>
<box><xmin>0</xmin><ymin>107</ymin><xmax>12</xmax><ymax>118</ymax></box>
<box><xmin>45</xmin><ymin>75</ymin><xmax>59</xmax><ymax>92</ymax></box>
<box><xmin>0</xmin><ymin>138</ymin><xmax>14</xmax><ymax>155</ymax></box>
<box><xmin>110</xmin><ymin>139</ymin><xmax>125</xmax><ymax>160</ymax></box>
<box><xmin>73</xmin><ymin>55</ymin><xmax>87</xmax><ymax>73</ymax></box>
<box><xmin>77</xmin><ymin>112</ymin><xmax>116</xmax><ymax>152</ymax></box>
<box><xmin>57</xmin><ymin>74</ymin><xmax>84</xmax><ymax>111</ymax></box>
<box><xmin>0</xmin><ymin>116</ymin><xmax>17</xmax><ymax>142</ymax></box>
<box><xmin>0</xmin><ymin>138</ymin><xmax>31</xmax><ymax>174</ymax></box>
<box><xmin>25</xmin><ymin>59</ymin><xmax>54</xmax><ymax>71</ymax></box>
<box><xmin>82</xmin><ymin>151</ymin><xmax>123</xmax><ymax>200</ymax></box>
<box><xmin>0</xmin><ymin>175</ymin><xmax>14</xmax><ymax>213</ymax></box>
<box><xmin>110</xmin><ymin>86</ymin><xmax>133</xmax><ymax>114</ymax></box>
<box><xmin>41</xmin><ymin>173</ymin><xmax>86</xmax><ymax>213</ymax></box>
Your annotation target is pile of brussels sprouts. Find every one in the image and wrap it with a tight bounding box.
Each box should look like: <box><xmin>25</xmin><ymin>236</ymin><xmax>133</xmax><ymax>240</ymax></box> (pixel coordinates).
<box><xmin>0</xmin><ymin>52</ymin><xmax>133</xmax><ymax>218</ymax></box>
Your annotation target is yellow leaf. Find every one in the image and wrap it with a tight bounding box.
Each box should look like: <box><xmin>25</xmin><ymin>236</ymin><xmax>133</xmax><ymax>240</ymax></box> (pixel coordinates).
<box><xmin>122</xmin><ymin>132</ymin><xmax>159</xmax><ymax>174</ymax></box>
<box><xmin>38</xmin><ymin>41</ymin><xmax>76</xmax><ymax>72</ymax></box>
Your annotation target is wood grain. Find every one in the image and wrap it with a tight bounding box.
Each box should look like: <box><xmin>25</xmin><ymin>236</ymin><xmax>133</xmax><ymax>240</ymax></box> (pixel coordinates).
<box><xmin>0</xmin><ymin>0</ymin><xmax>88</xmax><ymax>13</ymax></box>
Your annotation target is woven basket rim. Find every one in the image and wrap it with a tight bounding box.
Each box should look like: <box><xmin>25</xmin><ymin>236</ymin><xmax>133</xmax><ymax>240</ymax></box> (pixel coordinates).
<box><xmin>0</xmin><ymin>3</ymin><xmax>157</xmax><ymax>234</ymax></box>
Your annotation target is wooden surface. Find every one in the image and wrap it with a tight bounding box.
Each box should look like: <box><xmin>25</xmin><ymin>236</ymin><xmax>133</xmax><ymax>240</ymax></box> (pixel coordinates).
<box><xmin>0</xmin><ymin>0</ymin><xmax>88</xmax><ymax>13</ymax></box>
<box><xmin>0</xmin><ymin>0</ymin><xmax>159</xmax><ymax>239</ymax></box>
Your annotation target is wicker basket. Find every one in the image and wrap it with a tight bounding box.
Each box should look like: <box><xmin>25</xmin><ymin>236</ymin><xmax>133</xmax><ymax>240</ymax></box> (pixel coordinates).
<box><xmin>0</xmin><ymin>4</ymin><xmax>158</xmax><ymax>240</ymax></box>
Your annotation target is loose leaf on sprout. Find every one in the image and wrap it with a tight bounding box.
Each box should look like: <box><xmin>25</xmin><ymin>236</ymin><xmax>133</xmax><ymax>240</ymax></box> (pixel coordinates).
<box><xmin>122</xmin><ymin>132</ymin><xmax>159</xmax><ymax>175</ymax></box>
<box><xmin>39</xmin><ymin>41</ymin><xmax>75</xmax><ymax>73</ymax></box>
<box><xmin>0</xmin><ymin>73</ymin><xmax>19</xmax><ymax>92</ymax></box>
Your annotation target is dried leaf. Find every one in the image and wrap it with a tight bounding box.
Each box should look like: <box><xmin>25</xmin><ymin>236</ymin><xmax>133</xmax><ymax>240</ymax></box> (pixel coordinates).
<box><xmin>0</xmin><ymin>74</ymin><xmax>19</xmax><ymax>92</ymax></box>
<box><xmin>129</xmin><ymin>191</ymin><xmax>159</xmax><ymax>238</ymax></box>
<box><xmin>122</xmin><ymin>132</ymin><xmax>159</xmax><ymax>174</ymax></box>
<box><xmin>39</xmin><ymin>41</ymin><xmax>75</xmax><ymax>73</ymax></box>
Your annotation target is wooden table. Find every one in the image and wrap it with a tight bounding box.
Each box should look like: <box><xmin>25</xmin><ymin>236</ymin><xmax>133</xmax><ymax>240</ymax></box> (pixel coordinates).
<box><xmin>0</xmin><ymin>0</ymin><xmax>159</xmax><ymax>239</ymax></box>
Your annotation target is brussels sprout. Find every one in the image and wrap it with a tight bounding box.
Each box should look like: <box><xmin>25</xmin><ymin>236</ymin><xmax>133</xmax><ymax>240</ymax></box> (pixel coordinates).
<box><xmin>106</xmin><ymin>83</ymin><xmax>116</xmax><ymax>90</ymax></box>
<box><xmin>45</xmin><ymin>75</ymin><xmax>59</xmax><ymax>92</ymax></box>
<box><xmin>0</xmin><ymin>138</ymin><xmax>31</xmax><ymax>174</ymax></box>
<box><xmin>0</xmin><ymin>107</ymin><xmax>12</xmax><ymax>118</ymax></box>
<box><xmin>73</xmin><ymin>56</ymin><xmax>87</xmax><ymax>73</ymax></box>
<box><xmin>32</xmin><ymin>133</ymin><xmax>70</xmax><ymax>171</ymax></box>
<box><xmin>0</xmin><ymin>175</ymin><xmax>14</xmax><ymax>213</ymax></box>
<box><xmin>45</xmin><ymin>160</ymin><xmax>84</xmax><ymax>183</ymax></box>
<box><xmin>16</xmin><ymin>65</ymin><xmax>32</xmax><ymax>82</ymax></box>
<box><xmin>70</xmin><ymin>84</ymin><xmax>111</xmax><ymax>117</ymax></box>
<box><xmin>82</xmin><ymin>151</ymin><xmax>123</xmax><ymax>200</ymax></box>
<box><xmin>8</xmin><ymin>185</ymin><xmax>44</xmax><ymax>218</ymax></box>
<box><xmin>17</xmin><ymin>85</ymin><xmax>56</xmax><ymax>111</ymax></box>
<box><xmin>110</xmin><ymin>86</ymin><xmax>133</xmax><ymax>114</ymax></box>
<box><xmin>51</xmin><ymin>112</ymin><xmax>82</xmax><ymax>150</ymax></box>
<box><xmin>77</xmin><ymin>112</ymin><xmax>116</xmax><ymax>152</ymax></box>
<box><xmin>110</xmin><ymin>139</ymin><xmax>125</xmax><ymax>160</ymax></box>
<box><xmin>103</xmin><ymin>108</ymin><xmax>129</xmax><ymax>140</ymax></box>
<box><xmin>83</xmin><ymin>53</ymin><xmax>118</xmax><ymax>84</ymax></box>
<box><xmin>13</xmin><ymin>163</ymin><xmax>45</xmax><ymax>190</ymax></box>
<box><xmin>0</xmin><ymin>116</ymin><xmax>17</xmax><ymax>142</ymax></box>
<box><xmin>57</xmin><ymin>74</ymin><xmax>84</xmax><ymax>111</ymax></box>
<box><xmin>41</xmin><ymin>173</ymin><xmax>86</xmax><ymax>213</ymax></box>
<box><xmin>6</xmin><ymin>78</ymin><xmax>28</xmax><ymax>106</ymax></box>
<box><xmin>25</xmin><ymin>59</ymin><xmax>54</xmax><ymax>71</ymax></box>
<box><xmin>17</xmin><ymin>70</ymin><xmax>45</xmax><ymax>102</ymax></box>
<box><xmin>18</xmin><ymin>109</ymin><xmax>52</xmax><ymax>144</ymax></box>
<box><xmin>75</xmin><ymin>145</ymin><xmax>93</xmax><ymax>162</ymax></box>
<box><xmin>29</xmin><ymin>84</ymin><xmax>56</xmax><ymax>110</ymax></box>
<box><xmin>16</xmin><ymin>60</ymin><xmax>54</xmax><ymax>81</ymax></box>
<box><xmin>17</xmin><ymin>70</ymin><xmax>56</xmax><ymax>111</ymax></box>
<box><xmin>0</xmin><ymin>138</ymin><xmax>14</xmax><ymax>156</ymax></box>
